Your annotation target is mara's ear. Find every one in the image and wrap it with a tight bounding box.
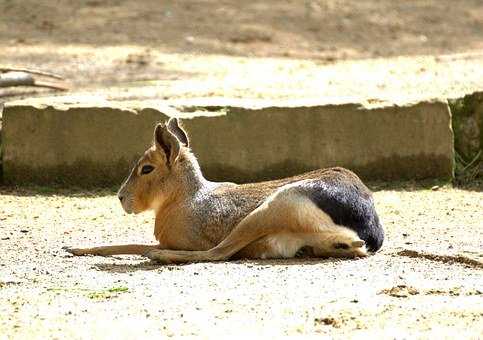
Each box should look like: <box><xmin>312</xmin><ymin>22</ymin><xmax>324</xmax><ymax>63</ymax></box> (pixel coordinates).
<box><xmin>154</xmin><ymin>123</ymin><xmax>181</xmax><ymax>166</ymax></box>
<box><xmin>167</xmin><ymin>117</ymin><xmax>189</xmax><ymax>147</ymax></box>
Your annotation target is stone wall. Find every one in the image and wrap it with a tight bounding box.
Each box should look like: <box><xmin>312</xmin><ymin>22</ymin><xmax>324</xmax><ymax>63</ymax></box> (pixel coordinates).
<box><xmin>2</xmin><ymin>97</ymin><xmax>454</xmax><ymax>186</ymax></box>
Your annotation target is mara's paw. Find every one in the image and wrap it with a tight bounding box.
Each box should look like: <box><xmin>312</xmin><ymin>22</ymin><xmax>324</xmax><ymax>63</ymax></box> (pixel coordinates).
<box><xmin>332</xmin><ymin>240</ymin><xmax>368</xmax><ymax>258</ymax></box>
<box><xmin>143</xmin><ymin>250</ymin><xmax>174</xmax><ymax>264</ymax></box>
<box><xmin>63</xmin><ymin>246</ymin><xmax>89</xmax><ymax>256</ymax></box>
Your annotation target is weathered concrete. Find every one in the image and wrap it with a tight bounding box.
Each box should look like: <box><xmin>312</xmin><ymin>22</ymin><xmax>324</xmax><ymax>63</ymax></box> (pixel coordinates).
<box><xmin>3</xmin><ymin>99</ymin><xmax>170</xmax><ymax>186</ymax></box>
<box><xmin>2</xmin><ymin>96</ymin><xmax>454</xmax><ymax>186</ymax></box>
<box><xmin>450</xmin><ymin>92</ymin><xmax>482</xmax><ymax>160</ymax></box>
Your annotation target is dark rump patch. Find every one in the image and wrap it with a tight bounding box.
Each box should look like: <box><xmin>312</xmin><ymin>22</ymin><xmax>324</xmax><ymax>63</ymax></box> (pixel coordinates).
<box><xmin>301</xmin><ymin>176</ymin><xmax>384</xmax><ymax>252</ymax></box>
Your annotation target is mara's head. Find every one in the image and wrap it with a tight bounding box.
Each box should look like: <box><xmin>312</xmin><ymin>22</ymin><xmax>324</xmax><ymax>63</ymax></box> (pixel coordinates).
<box><xmin>117</xmin><ymin>118</ymin><xmax>193</xmax><ymax>214</ymax></box>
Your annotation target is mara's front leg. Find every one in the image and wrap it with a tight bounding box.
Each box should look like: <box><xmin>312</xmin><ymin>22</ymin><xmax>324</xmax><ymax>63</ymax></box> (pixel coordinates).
<box><xmin>64</xmin><ymin>244</ymin><xmax>161</xmax><ymax>257</ymax></box>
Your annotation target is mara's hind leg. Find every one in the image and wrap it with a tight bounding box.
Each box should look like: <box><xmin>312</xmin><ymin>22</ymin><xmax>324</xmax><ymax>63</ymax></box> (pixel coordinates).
<box><xmin>235</xmin><ymin>230</ymin><xmax>368</xmax><ymax>260</ymax></box>
<box><xmin>145</xmin><ymin>183</ymin><xmax>366</xmax><ymax>264</ymax></box>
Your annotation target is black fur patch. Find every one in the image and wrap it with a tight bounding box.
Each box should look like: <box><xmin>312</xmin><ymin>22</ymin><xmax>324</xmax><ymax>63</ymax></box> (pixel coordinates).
<box><xmin>302</xmin><ymin>178</ymin><xmax>384</xmax><ymax>252</ymax></box>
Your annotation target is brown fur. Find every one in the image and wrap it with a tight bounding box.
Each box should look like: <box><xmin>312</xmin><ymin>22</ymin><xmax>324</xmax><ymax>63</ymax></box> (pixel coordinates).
<box><xmin>66</xmin><ymin>119</ymin><xmax>374</xmax><ymax>263</ymax></box>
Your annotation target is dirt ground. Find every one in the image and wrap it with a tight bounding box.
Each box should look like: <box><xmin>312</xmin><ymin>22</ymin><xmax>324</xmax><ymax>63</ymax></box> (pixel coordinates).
<box><xmin>0</xmin><ymin>184</ymin><xmax>482</xmax><ymax>338</ymax></box>
<box><xmin>3</xmin><ymin>0</ymin><xmax>483</xmax><ymax>58</ymax></box>
<box><xmin>1</xmin><ymin>0</ymin><xmax>483</xmax><ymax>101</ymax></box>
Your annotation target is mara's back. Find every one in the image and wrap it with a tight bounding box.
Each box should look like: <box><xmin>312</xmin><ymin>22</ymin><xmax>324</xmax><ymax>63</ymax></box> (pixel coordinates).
<box><xmin>191</xmin><ymin>167</ymin><xmax>383</xmax><ymax>251</ymax></box>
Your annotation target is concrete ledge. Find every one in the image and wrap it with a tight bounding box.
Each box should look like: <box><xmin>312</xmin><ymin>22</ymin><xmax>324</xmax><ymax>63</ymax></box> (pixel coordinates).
<box><xmin>3</xmin><ymin>96</ymin><xmax>454</xmax><ymax>186</ymax></box>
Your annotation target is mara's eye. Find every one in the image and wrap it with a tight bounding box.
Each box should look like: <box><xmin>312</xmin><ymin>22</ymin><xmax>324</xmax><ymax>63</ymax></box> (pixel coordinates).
<box><xmin>140</xmin><ymin>165</ymin><xmax>155</xmax><ymax>175</ymax></box>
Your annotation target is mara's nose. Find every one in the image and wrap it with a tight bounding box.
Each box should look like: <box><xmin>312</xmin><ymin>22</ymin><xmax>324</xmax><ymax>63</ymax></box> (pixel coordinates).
<box><xmin>118</xmin><ymin>194</ymin><xmax>125</xmax><ymax>202</ymax></box>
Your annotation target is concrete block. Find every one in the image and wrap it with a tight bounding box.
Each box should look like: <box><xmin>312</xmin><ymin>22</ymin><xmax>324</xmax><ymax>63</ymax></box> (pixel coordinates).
<box><xmin>2</xmin><ymin>96</ymin><xmax>454</xmax><ymax>186</ymax></box>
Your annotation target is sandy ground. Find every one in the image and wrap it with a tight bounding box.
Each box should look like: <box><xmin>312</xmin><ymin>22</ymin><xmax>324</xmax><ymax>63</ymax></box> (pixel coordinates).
<box><xmin>0</xmin><ymin>184</ymin><xmax>482</xmax><ymax>338</ymax></box>
<box><xmin>1</xmin><ymin>0</ymin><xmax>483</xmax><ymax>102</ymax></box>
<box><xmin>3</xmin><ymin>1</ymin><xmax>482</xmax><ymax>59</ymax></box>
<box><xmin>3</xmin><ymin>46</ymin><xmax>483</xmax><ymax>104</ymax></box>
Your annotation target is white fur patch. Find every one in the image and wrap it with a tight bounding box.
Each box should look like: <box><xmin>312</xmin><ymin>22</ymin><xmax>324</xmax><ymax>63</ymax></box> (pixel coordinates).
<box><xmin>263</xmin><ymin>233</ymin><xmax>306</xmax><ymax>259</ymax></box>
